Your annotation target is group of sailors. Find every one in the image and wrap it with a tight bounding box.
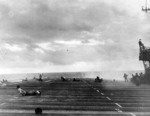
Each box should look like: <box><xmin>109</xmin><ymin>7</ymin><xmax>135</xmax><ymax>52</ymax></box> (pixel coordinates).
<box><xmin>3</xmin><ymin>72</ymin><xmax>146</xmax><ymax>97</ymax></box>
<box><xmin>123</xmin><ymin>72</ymin><xmax>144</xmax><ymax>86</ymax></box>
<box><xmin>61</xmin><ymin>76</ymin><xmax>103</xmax><ymax>83</ymax></box>
<box><xmin>16</xmin><ymin>74</ymin><xmax>103</xmax><ymax>96</ymax></box>
<box><xmin>18</xmin><ymin>72</ymin><xmax>145</xmax><ymax>96</ymax></box>
<box><xmin>0</xmin><ymin>79</ymin><xmax>8</xmax><ymax>83</ymax></box>
<box><xmin>131</xmin><ymin>72</ymin><xmax>144</xmax><ymax>86</ymax></box>
<box><xmin>61</xmin><ymin>76</ymin><xmax>81</xmax><ymax>82</ymax></box>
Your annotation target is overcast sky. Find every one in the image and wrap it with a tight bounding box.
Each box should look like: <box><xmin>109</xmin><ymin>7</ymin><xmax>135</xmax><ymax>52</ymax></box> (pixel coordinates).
<box><xmin>0</xmin><ymin>0</ymin><xmax>150</xmax><ymax>74</ymax></box>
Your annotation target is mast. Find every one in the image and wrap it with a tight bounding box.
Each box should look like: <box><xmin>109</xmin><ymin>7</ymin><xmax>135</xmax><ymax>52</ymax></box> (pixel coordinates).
<box><xmin>146</xmin><ymin>0</ymin><xmax>147</xmax><ymax>12</ymax></box>
<box><xmin>142</xmin><ymin>0</ymin><xmax>150</xmax><ymax>12</ymax></box>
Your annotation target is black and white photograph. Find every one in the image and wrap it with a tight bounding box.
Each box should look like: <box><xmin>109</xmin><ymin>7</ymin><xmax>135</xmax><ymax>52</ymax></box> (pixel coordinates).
<box><xmin>0</xmin><ymin>0</ymin><xmax>150</xmax><ymax>115</ymax></box>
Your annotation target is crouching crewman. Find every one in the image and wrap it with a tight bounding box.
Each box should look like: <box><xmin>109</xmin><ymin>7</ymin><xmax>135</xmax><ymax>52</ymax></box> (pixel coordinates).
<box><xmin>17</xmin><ymin>85</ymin><xmax>41</xmax><ymax>96</ymax></box>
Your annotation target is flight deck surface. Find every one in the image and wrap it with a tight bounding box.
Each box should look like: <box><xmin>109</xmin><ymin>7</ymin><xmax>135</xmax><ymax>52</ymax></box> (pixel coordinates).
<box><xmin>0</xmin><ymin>78</ymin><xmax>150</xmax><ymax>116</ymax></box>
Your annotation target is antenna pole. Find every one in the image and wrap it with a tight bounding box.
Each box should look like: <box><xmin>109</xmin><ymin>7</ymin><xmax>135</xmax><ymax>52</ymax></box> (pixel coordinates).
<box><xmin>146</xmin><ymin>0</ymin><xmax>148</xmax><ymax>12</ymax></box>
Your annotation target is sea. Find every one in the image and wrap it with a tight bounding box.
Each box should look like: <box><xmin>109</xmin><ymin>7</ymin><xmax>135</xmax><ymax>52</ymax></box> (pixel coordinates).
<box><xmin>0</xmin><ymin>70</ymin><xmax>144</xmax><ymax>82</ymax></box>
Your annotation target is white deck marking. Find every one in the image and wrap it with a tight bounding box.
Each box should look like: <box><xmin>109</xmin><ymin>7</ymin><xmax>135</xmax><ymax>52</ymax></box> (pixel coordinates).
<box><xmin>9</xmin><ymin>99</ymin><xmax>16</xmax><ymax>101</ymax></box>
<box><xmin>13</xmin><ymin>97</ymin><xmax>18</xmax><ymax>99</ymax></box>
<box><xmin>45</xmin><ymin>80</ymin><xmax>51</xmax><ymax>82</ymax></box>
<box><xmin>101</xmin><ymin>93</ymin><xmax>104</xmax><ymax>95</ymax></box>
<box><xmin>106</xmin><ymin>97</ymin><xmax>111</xmax><ymax>100</ymax></box>
<box><xmin>115</xmin><ymin>109</ymin><xmax>122</xmax><ymax>113</ymax></box>
<box><xmin>129</xmin><ymin>112</ymin><xmax>136</xmax><ymax>116</ymax></box>
<box><xmin>0</xmin><ymin>103</ymin><xmax>6</xmax><ymax>106</ymax></box>
<box><xmin>83</xmin><ymin>81</ymin><xmax>106</xmax><ymax>100</ymax></box>
<box><xmin>115</xmin><ymin>103</ymin><xmax>122</xmax><ymax>108</ymax></box>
